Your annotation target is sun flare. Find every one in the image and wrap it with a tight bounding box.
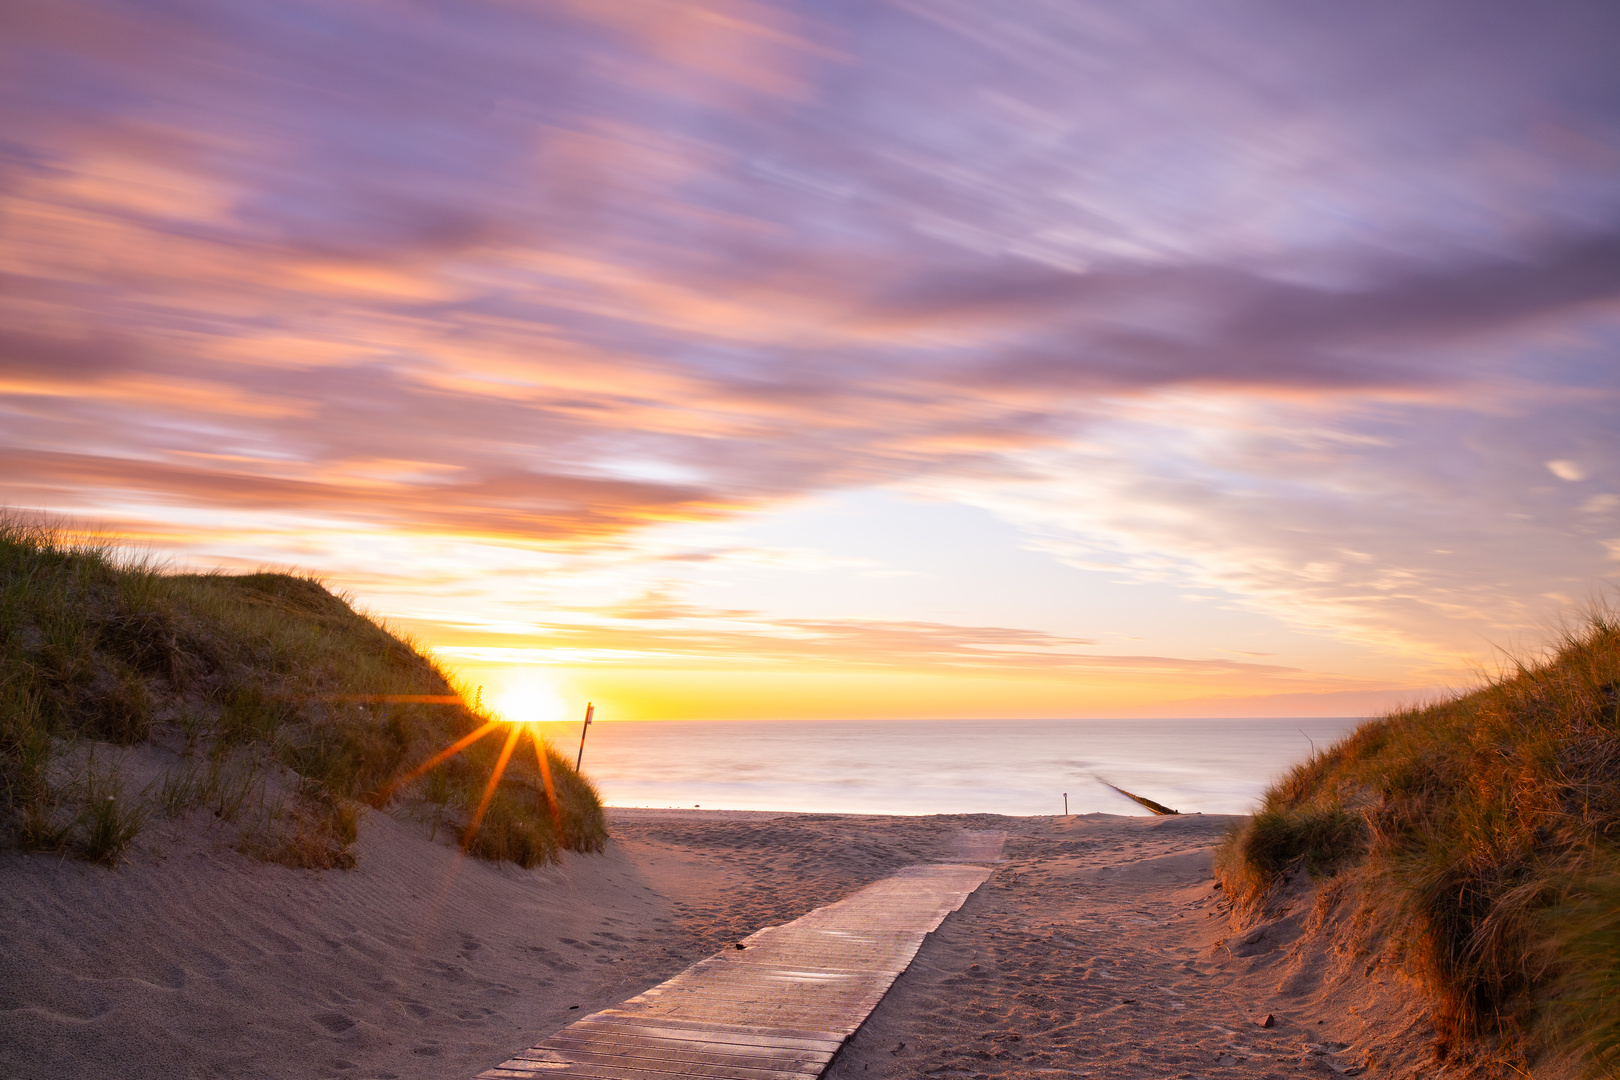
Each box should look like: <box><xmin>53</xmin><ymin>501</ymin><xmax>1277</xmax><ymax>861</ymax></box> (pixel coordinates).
<box><xmin>381</xmin><ymin>671</ymin><xmax>577</xmax><ymax>849</ymax></box>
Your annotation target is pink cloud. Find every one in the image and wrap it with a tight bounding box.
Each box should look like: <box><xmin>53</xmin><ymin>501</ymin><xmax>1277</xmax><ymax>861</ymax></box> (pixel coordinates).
<box><xmin>2</xmin><ymin>0</ymin><xmax>1618</xmax><ymax>682</ymax></box>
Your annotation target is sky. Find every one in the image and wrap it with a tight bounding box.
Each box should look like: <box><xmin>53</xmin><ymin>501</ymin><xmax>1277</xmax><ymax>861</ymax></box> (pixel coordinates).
<box><xmin>3</xmin><ymin>0</ymin><xmax>1619</xmax><ymax>722</ymax></box>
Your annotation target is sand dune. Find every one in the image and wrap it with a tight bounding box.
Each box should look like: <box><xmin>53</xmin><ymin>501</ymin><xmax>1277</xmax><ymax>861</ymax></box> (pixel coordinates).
<box><xmin>2</xmin><ymin>808</ymin><xmax>1455</xmax><ymax>1080</ymax></box>
<box><xmin>2</xmin><ymin>809</ymin><xmax>683</xmax><ymax>1080</ymax></box>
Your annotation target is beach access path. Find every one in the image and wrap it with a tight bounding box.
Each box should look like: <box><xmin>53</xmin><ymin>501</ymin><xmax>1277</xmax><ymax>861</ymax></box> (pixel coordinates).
<box><xmin>475</xmin><ymin>831</ymin><xmax>1006</xmax><ymax>1080</ymax></box>
<box><xmin>2</xmin><ymin>809</ymin><xmax>1447</xmax><ymax>1080</ymax></box>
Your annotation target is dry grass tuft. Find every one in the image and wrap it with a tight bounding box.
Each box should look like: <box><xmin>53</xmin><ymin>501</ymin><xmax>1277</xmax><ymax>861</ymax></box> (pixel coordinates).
<box><xmin>239</xmin><ymin>786</ymin><xmax>360</xmax><ymax>870</ymax></box>
<box><xmin>0</xmin><ymin>515</ymin><xmax>606</xmax><ymax>870</ymax></box>
<box><xmin>1216</xmin><ymin>613</ymin><xmax>1620</xmax><ymax>1073</ymax></box>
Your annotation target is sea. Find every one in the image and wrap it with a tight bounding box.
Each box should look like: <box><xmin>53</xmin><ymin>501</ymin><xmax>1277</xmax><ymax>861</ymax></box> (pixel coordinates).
<box><xmin>530</xmin><ymin>717</ymin><xmax>1363</xmax><ymax>817</ymax></box>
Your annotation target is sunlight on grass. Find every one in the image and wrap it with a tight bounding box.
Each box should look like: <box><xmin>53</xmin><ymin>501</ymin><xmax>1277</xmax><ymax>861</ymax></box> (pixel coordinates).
<box><xmin>0</xmin><ymin>514</ymin><xmax>604</xmax><ymax>870</ymax></box>
<box><xmin>1215</xmin><ymin>611</ymin><xmax>1620</xmax><ymax>1074</ymax></box>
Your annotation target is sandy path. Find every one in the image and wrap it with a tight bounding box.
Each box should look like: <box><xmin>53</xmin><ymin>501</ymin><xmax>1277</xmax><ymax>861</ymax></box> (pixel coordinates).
<box><xmin>604</xmin><ymin>810</ymin><xmax>995</xmax><ymax>955</ymax></box>
<box><xmin>487</xmin><ymin>862</ymin><xmax>998</xmax><ymax>1080</ymax></box>
<box><xmin>827</xmin><ymin>813</ymin><xmax>1421</xmax><ymax>1080</ymax></box>
<box><xmin>2</xmin><ymin>807</ymin><xmax>1429</xmax><ymax>1080</ymax></box>
<box><xmin>0</xmin><ymin>808</ymin><xmax>983</xmax><ymax>1080</ymax></box>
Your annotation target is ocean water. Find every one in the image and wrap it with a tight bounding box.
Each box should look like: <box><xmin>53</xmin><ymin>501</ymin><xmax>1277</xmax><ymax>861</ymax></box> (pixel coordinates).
<box><xmin>532</xmin><ymin>717</ymin><xmax>1363</xmax><ymax>817</ymax></box>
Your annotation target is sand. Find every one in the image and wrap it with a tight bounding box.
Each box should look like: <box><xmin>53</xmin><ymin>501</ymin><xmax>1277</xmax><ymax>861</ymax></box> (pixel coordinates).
<box><xmin>824</xmin><ymin>813</ymin><xmax>1444</xmax><ymax>1079</ymax></box>
<box><xmin>2</xmin><ymin>806</ymin><xmax>1452</xmax><ymax>1080</ymax></box>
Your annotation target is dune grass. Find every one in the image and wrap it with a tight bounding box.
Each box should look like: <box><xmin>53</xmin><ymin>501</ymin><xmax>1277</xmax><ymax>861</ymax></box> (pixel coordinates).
<box><xmin>1216</xmin><ymin>615</ymin><xmax>1620</xmax><ymax>1072</ymax></box>
<box><xmin>0</xmin><ymin>516</ymin><xmax>605</xmax><ymax>869</ymax></box>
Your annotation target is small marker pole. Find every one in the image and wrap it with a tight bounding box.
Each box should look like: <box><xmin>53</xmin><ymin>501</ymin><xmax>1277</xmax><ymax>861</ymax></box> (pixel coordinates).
<box><xmin>576</xmin><ymin>702</ymin><xmax>595</xmax><ymax>770</ymax></box>
<box><xmin>1063</xmin><ymin>792</ymin><xmax>1068</xmax><ymax>815</ymax></box>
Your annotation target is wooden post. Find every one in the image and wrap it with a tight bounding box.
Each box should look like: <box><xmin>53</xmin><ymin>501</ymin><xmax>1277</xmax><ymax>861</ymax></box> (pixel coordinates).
<box><xmin>1063</xmin><ymin>792</ymin><xmax>1068</xmax><ymax>815</ymax></box>
<box><xmin>575</xmin><ymin>702</ymin><xmax>594</xmax><ymax>770</ymax></box>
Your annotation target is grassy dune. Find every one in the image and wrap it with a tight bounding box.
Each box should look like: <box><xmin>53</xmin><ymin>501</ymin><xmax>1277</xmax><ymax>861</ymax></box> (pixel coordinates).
<box><xmin>1217</xmin><ymin>617</ymin><xmax>1620</xmax><ymax>1074</ymax></box>
<box><xmin>0</xmin><ymin>519</ymin><xmax>605</xmax><ymax>869</ymax></box>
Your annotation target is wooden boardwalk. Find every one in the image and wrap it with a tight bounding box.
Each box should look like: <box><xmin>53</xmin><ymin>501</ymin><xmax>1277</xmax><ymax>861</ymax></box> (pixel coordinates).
<box><xmin>476</xmin><ymin>831</ymin><xmax>1005</xmax><ymax>1080</ymax></box>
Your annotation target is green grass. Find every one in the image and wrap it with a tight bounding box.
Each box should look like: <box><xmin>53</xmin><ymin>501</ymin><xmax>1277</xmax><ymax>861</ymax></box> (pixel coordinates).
<box><xmin>1216</xmin><ymin>615</ymin><xmax>1620</xmax><ymax>1072</ymax></box>
<box><xmin>0</xmin><ymin>515</ymin><xmax>606</xmax><ymax>869</ymax></box>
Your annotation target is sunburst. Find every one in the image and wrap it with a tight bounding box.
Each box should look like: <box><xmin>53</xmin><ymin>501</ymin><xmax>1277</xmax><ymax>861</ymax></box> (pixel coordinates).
<box><xmin>378</xmin><ymin>703</ymin><xmax>576</xmax><ymax>848</ymax></box>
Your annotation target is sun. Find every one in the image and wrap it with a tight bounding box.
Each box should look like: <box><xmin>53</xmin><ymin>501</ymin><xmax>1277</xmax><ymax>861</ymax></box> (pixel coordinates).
<box><xmin>485</xmin><ymin>670</ymin><xmax>572</xmax><ymax>725</ymax></box>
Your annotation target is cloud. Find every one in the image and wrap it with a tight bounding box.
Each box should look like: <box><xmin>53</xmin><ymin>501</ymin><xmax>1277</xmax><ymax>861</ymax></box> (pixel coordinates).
<box><xmin>0</xmin><ymin>448</ymin><xmax>737</xmax><ymax>542</ymax></box>
<box><xmin>1549</xmin><ymin>459</ymin><xmax>1588</xmax><ymax>481</ymax></box>
<box><xmin>1123</xmin><ymin>686</ymin><xmax>1449</xmax><ymax>720</ymax></box>
<box><xmin>853</xmin><ymin>234</ymin><xmax>1620</xmax><ymax>394</ymax></box>
<box><xmin>1580</xmin><ymin>494</ymin><xmax>1618</xmax><ymax>514</ymax></box>
<box><xmin>432</xmin><ymin>606</ymin><xmax>1321</xmax><ymax>681</ymax></box>
<box><xmin>3</xmin><ymin>0</ymin><xmax>1619</xmax><ymax>682</ymax></box>
<box><xmin>943</xmin><ymin>374</ymin><xmax>1620</xmax><ymax>662</ymax></box>
<box><xmin>0</xmin><ymin>328</ymin><xmax>140</xmax><ymax>383</ymax></box>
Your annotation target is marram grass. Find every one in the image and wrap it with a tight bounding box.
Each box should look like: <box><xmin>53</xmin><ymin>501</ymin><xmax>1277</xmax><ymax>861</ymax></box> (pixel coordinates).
<box><xmin>1217</xmin><ymin>615</ymin><xmax>1620</xmax><ymax>1074</ymax></box>
<box><xmin>0</xmin><ymin>516</ymin><xmax>605</xmax><ymax>869</ymax></box>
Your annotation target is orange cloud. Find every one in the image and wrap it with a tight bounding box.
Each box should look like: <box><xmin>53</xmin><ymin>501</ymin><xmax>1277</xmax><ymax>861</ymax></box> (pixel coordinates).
<box><xmin>0</xmin><ymin>449</ymin><xmax>743</xmax><ymax>543</ymax></box>
<box><xmin>4</xmin><ymin>0</ymin><xmax>1618</xmax><ymax>719</ymax></box>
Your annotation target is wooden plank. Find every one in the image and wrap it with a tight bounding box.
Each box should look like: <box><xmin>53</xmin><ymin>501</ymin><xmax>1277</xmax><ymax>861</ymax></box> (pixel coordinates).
<box><xmin>622</xmin><ymin>993</ymin><xmax>888</xmax><ymax>1012</ymax></box>
<box><xmin>486</xmin><ymin>1065</ymin><xmax>817</xmax><ymax>1080</ymax></box>
<box><xmin>614</xmin><ymin>996</ymin><xmax>887</xmax><ymax>1016</ymax></box>
<box><xmin>608</xmin><ymin>993</ymin><xmax>881</xmax><ymax>1015</ymax></box>
<box><xmin>567</xmin><ymin>1019</ymin><xmax>846</xmax><ymax>1050</ymax></box>
<box><xmin>495</xmin><ymin>1053</ymin><xmax>821</xmax><ymax>1080</ymax></box>
<box><xmin>628</xmin><ymin>976</ymin><xmax>888</xmax><ymax>994</ymax></box>
<box><xmin>601</xmin><ymin>1014</ymin><xmax>866</xmax><ymax>1037</ymax></box>
<box><xmin>471</xmin><ymin>833</ymin><xmax>1002</xmax><ymax>1080</ymax></box>
<box><xmin>533</xmin><ymin>1041</ymin><xmax>833</xmax><ymax>1070</ymax></box>
<box><xmin>582</xmin><ymin>1018</ymin><xmax>850</xmax><ymax>1045</ymax></box>
<box><xmin>505</xmin><ymin>1048</ymin><xmax>824</xmax><ymax>1079</ymax></box>
<box><xmin>535</xmin><ymin>1036</ymin><xmax>834</xmax><ymax>1068</ymax></box>
<box><xmin>634</xmin><ymin>969</ymin><xmax>886</xmax><ymax>987</ymax></box>
<box><xmin>650</xmin><ymin>979</ymin><xmax>892</xmax><ymax>994</ymax></box>
<box><xmin>521</xmin><ymin>1041</ymin><xmax>834</xmax><ymax>1068</ymax></box>
<box><xmin>626</xmin><ymin>988</ymin><xmax>885</xmax><ymax>1005</ymax></box>
<box><xmin>511</xmin><ymin>1047</ymin><xmax>824</xmax><ymax>1080</ymax></box>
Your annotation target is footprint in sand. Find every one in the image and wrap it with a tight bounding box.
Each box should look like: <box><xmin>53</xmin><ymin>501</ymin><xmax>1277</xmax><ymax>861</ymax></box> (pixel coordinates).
<box><xmin>313</xmin><ymin>1011</ymin><xmax>355</xmax><ymax>1033</ymax></box>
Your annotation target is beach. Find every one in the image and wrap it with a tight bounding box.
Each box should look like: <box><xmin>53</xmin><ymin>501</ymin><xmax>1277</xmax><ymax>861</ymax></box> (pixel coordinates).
<box><xmin>1</xmin><ymin>806</ymin><xmax>1444</xmax><ymax>1080</ymax></box>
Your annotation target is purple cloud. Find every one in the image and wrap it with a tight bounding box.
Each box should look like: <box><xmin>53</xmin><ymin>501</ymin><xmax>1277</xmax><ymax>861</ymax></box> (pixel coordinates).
<box><xmin>2</xmin><ymin>0</ymin><xmax>1618</xmax><ymax>663</ymax></box>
